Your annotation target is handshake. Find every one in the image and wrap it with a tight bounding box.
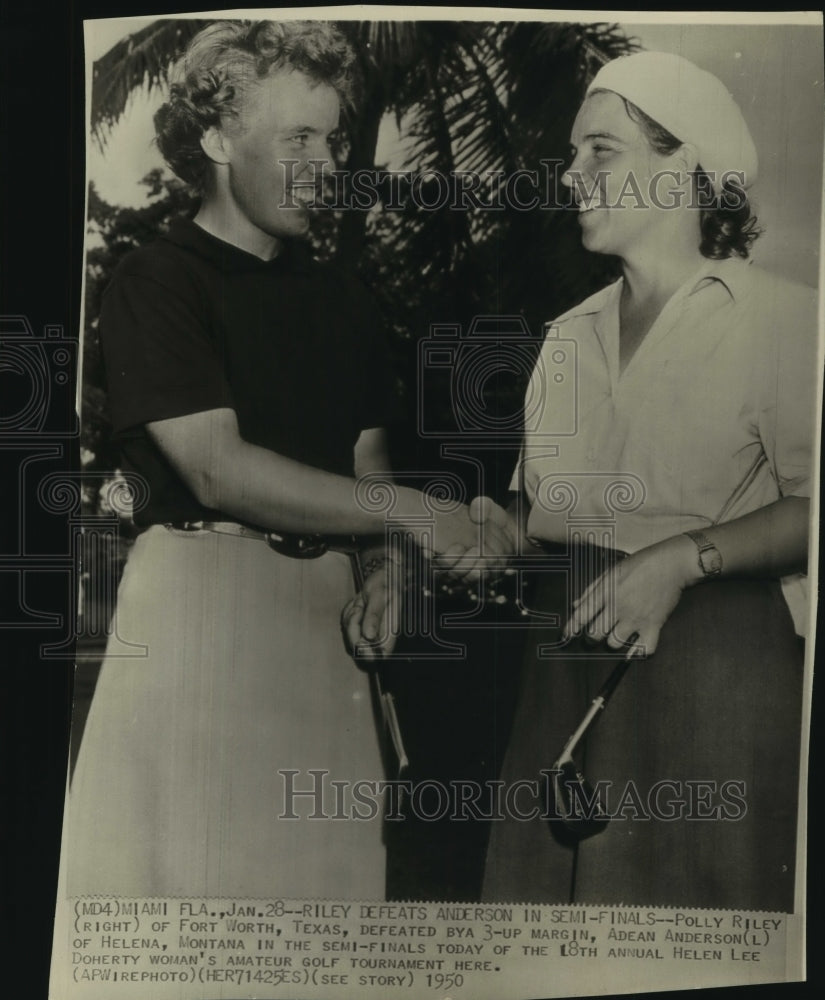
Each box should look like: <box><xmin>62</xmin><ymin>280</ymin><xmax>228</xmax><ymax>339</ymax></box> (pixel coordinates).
<box><xmin>425</xmin><ymin>494</ymin><xmax>520</xmax><ymax>579</ymax></box>
<box><xmin>342</xmin><ymin>495</ymin><xmax>520</xmax><ymax>659</ymax></box>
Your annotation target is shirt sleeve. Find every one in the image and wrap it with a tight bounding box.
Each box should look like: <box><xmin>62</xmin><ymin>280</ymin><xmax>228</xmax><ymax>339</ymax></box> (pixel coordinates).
<box><xmin>99</xmin><ymin>264</ymin><xmax>234</xmax><ymax>436</ymax></box>
<box><xmin>757</xmin><ymin>281</ymin><xmax>820</xmax><ymax>499</ymax></box>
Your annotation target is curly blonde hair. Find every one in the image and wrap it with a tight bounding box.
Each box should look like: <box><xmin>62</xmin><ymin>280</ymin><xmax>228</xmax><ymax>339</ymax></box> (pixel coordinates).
<box><xmin>154</xmin><ymin>20</ymin><xmax>355</xmax><ymax>193</ymax></box>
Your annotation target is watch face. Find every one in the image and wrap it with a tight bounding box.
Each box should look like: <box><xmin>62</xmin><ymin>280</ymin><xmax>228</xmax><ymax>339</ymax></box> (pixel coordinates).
<box><xmin>700</xmin><ymin>547</ymin><xmax>723</xmax><ymax>575</ymax></box>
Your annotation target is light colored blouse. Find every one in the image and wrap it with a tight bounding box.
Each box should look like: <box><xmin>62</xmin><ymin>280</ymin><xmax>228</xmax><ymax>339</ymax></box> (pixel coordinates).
<box><xmin>516</xmin><ymin>257</ymin><xmax>819</xmax><ymax>631</ymax></box>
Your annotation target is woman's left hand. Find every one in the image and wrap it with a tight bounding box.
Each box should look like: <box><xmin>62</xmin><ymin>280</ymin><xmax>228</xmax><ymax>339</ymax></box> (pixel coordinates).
<box><xmin>563</xmin><ymin>535</ymin><xmax>700</xmax><ymax>658</ymax></box>
<box><xmin>342</xmin><ymin>557</ymin><xmax>402</xmax><ymax>660</ymax></box>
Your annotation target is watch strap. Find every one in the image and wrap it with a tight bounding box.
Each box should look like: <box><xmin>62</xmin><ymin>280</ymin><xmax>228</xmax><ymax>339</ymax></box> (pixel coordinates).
<box><xmin>683</xmin><ymin>529</ymin><xmax>723</xmax><ymax>577</ymax></box>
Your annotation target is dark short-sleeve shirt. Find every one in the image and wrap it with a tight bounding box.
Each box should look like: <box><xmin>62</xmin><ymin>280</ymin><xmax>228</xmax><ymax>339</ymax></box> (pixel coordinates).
<box><xmin>100</xmin><ymin>218</ymin><xmax>398</xmax><ymax>528</ymax></box>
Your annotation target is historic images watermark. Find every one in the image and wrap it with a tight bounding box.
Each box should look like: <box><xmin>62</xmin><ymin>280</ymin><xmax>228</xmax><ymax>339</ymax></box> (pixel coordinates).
<box><xmin>278</xmin><ymin>770</ymin><xmax>748</xmax><ymax>823</ymax></box>
<box><xmin>279</xmin><ymin>160</ymin><xmax>748</xmax><ymax>212</ymax></box>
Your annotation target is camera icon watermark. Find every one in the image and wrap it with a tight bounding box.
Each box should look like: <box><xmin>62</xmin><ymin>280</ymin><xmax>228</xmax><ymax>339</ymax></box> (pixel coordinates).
<box><xmin>417</xmin><ymin>314</ymin><xmax>578</xmax><ymax>441</ymax></box>
<box><xmin>0</xmin><ymin>315</ymin><xmax>78</xmax><ymax>437</ymax></box>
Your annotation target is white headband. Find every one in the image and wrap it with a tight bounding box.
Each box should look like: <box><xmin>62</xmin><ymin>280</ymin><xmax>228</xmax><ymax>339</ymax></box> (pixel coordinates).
<box><xmin>587</xmin><ymin>51</ymin><xmax>758</xmax><ymax>195</ymax></box>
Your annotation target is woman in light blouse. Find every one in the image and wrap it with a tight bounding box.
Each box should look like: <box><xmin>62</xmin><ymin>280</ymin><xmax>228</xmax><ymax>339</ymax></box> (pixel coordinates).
<box><xmin>482</xmin><ymin>51</ymin><xmax>817</xmax><ymax>910</ymax></box>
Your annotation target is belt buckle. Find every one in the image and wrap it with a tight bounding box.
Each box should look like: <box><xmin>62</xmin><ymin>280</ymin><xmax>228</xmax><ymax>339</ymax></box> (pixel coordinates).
<box><xmin>266</xmin><ymin>531</ymin><xmax>328</xmax><ymax>559</ymax></box>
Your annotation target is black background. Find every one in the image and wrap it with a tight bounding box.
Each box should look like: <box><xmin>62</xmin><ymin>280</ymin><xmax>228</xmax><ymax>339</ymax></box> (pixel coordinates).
<box><xmin>1</xmin><ymin>4</ymin><xmax>821</xmax><ymax>999</ymax></box>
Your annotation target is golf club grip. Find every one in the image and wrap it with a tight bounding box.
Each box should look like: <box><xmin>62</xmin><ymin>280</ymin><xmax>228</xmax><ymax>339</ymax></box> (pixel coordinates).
<box><xmin>596</xmin><ymin>631</ymin><xmax>639</xmax><ymax>702</ymax></box>
<box><xmin>597</xmin><ymin>657</ymin><xmax>632</xmax><ymax>702</ymax></box>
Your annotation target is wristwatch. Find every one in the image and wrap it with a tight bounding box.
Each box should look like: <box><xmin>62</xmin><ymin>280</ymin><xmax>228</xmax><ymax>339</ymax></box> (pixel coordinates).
<box><xmin>683</xmin><ymin>529</ymin><xmax>723</xmax><ymax>578</ymax></box>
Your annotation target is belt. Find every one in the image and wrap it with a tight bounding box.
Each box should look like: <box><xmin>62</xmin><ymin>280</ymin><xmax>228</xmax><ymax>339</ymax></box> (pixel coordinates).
<box><xmin>163</xmin><ymin>521</ymin><xmax>359</xmax><ymax>559</ymax></box>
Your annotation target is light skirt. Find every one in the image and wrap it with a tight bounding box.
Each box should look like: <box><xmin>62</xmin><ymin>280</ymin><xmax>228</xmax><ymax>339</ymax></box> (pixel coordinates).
<box><xmin>65</xmin><ymin>525</ymin><xmax>385</xmax><ymax>900</ymax></box>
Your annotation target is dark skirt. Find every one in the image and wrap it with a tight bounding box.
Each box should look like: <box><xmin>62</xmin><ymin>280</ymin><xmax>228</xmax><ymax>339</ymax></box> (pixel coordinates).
<box><xmin>482</xmin><ymin>550</ymin><xmax>803</xmax><ymax>911</ymax></box>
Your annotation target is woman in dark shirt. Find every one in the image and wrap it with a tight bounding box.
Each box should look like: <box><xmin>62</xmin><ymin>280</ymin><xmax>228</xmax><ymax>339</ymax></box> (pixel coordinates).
<box><xmin>65</xmin><ymin>20</ymin><xmax>513</xmax><ymax>901</ymax></box>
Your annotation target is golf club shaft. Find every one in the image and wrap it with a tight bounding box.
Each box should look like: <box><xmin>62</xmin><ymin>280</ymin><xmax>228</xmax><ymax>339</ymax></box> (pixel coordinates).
<box><xmin>553</xmin><ymin>636</ymin><xmax>638</xmax><ymax>765</ymax></box>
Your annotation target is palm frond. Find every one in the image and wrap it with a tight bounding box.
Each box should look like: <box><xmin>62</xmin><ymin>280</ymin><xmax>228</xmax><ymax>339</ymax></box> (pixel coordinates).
<box><xmin>91</xmin><ymin>19</ymin><xmax>208</xmax><ymax>147</ymax></box>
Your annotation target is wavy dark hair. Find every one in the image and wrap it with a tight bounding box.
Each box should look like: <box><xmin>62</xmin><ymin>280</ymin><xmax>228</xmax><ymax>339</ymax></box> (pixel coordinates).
<box><xmin>154</xmin><ymin>20</ymin><xmax>356</xmax><ymax>194</ymax></box>
<box><xmin>615</xmin><ymin>94</ymin><xmax>761</xmax><ymax>259</ymax></box>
